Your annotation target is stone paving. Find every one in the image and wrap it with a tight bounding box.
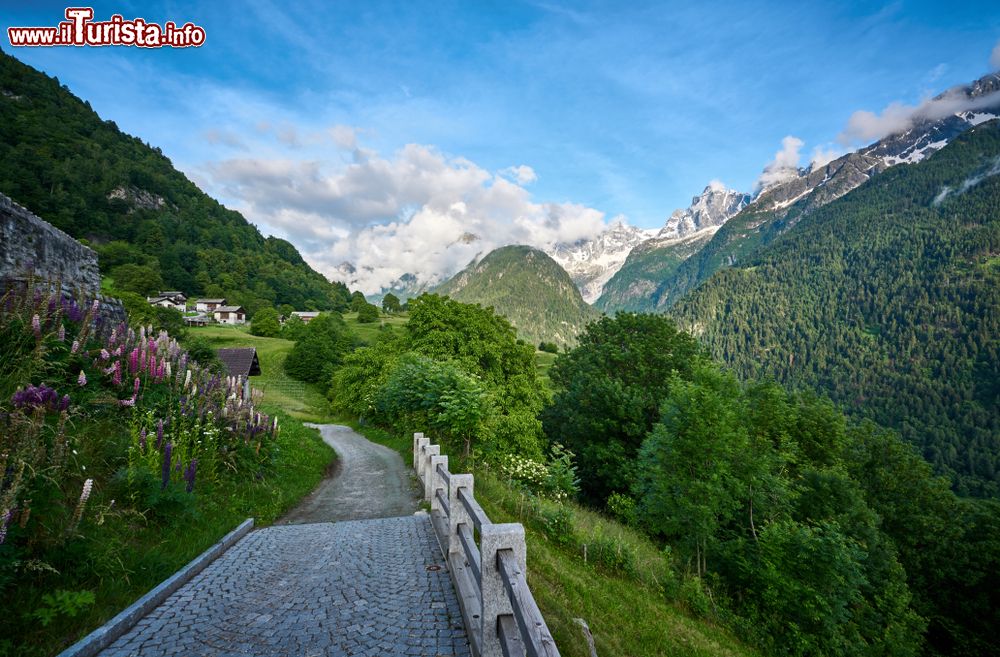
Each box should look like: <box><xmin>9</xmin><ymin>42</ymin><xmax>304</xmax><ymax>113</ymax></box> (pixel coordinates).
<box><xmin>99</xmin><ymin>515</ymin><xmax>471</xmax><ymax>657</ymax></box>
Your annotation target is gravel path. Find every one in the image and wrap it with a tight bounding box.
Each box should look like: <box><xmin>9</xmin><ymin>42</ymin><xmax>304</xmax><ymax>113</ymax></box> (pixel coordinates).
<box><xmin>280</xmin><ymin>424</ymin><xmax>422</xmax><ymax>524</ymax></box>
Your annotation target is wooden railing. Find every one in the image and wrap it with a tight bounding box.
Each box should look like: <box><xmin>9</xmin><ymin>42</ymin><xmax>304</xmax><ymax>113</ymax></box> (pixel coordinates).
<box><xmin>414</xmin><ymin>433</ymin><xmax>560</xmax><ymax>657</ymax></box>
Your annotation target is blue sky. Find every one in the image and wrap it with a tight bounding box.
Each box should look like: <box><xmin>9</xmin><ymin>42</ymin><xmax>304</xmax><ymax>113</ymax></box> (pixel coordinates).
<box><xmin>2</xmin><ymin>1</ymin><xmax>999</xmax><ymax>291</ymax></box>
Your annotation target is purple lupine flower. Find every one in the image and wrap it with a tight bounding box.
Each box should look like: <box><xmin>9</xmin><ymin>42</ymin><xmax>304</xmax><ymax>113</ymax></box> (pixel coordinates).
<box><xmin>112</xmin><ymin>361</ymin><xmax>122</xmax><ymax>386</ymax></box>
<box><xmin>57</xmin><ymin>324</ymin><xmax>65</xmax><ymax>342</ymax></box>
<box><xmin>100</xmin><ymin>349</ymin><xmax>110</xmax><ymax>361</ymax></box>
<box><xmin>129</xmin><ymin>348</ymin><xmax>139</xmax><ymax>374</ymax></box>
<box><xmin>139</xmin><ymin>428</ymin><xmax>147</xmax><ymax>451</ymax></box>
<box><xmin>161</xmin><ymin>442</ymin><xmax>173</xmax><ymax>490</ymax></box>
<box><xmin>91</xmin><ymin>299</ymin><xmax>100</xmax><ymax>315</ymax></box>
<box><xmin>47</xmin><ymin>295</ymin><xmax>58</xmax><ymax>315</ymax></box>
<box><xmin>184</xmin><ymin>459</ymin><xmax>198</xmax><ymax>493</ymax></box>
<box><xmin>109</xmin><ymin>327</ymin><xmax>118</xmax><ymax>344</ymax></box>
<box><xmin>77</xmin><ymin>370</ymin><xmax>87</xmax><ymax>386</ymax></box>
<box><xmin>133</xmin><ymin>377</ymin><xmax>141</xmax><ymax>397</ymax></box>
<box><xmin>61</xmin><ymin>394</ymin><xmax>71</xmax><ymax>411</ymax></box>
<box><xmin>155</xmin><ymin>419</ymin><xmax>164</xmax><ymax>449</ymax></box>
<box><xmin>11</xmin><ymin>384</ymin><xmax>61</xmax><ymax>410</ymax></box>
<box><xmin>31</xmin><ymin>314</ymin><xmax>41</xmax><ymax>338</ymax></box>
<box><xmin>71</xmin><ymin>340</ymin><xmax>80</xmax><ymax>354</ymax></box>
<box><xmin>119</xmin><ymin>397</ymin><xmax>135</xmax><ymax>407</ymax></box>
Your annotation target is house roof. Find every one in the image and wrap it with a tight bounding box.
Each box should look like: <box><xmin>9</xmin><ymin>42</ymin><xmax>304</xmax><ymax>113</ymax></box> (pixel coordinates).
<box><xmin>216</xmin><ymin>348</ymin><xmax>261</xmax><ymax>377</ymax></box>
<box><xmin>159</xmin><ymin>291</ymin><xmax>186</xmax><ymax>298</ymax></box>
<box><xmin>197</xmin><ymin>298</ymin><xmax>227</xmax><ymax>303</ymax></box>
<box><xmin>291</xmin><ymin>311</ymin><xmax>320</xmax><ymax>318</ymax></box>
<box><xmin>214</xmin><ymin>305</ymin><xmax>245</xmax><ymax>313</ymax></box>
<box><xmin>148</xmin><ymin>296</ymin><xmax>182</xmax><ymax>304</ymax></box>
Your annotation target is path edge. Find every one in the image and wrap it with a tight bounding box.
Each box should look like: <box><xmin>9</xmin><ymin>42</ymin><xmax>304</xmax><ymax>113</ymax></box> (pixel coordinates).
<box><xmin>56</xmin><ymin>517</ymin><xmax>255</xmax><ymax>657</ymax></box>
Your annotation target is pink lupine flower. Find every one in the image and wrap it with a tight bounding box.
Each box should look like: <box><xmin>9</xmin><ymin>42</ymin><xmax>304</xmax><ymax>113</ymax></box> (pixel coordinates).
<box><xmin>129</xmin><ymin>348</ymin><xmax>139</xmax><ymax>373</ymax></box>
<box><xmin>91</xmin><ymin>300</ymin><xmax>100</xmax><ymax>315</ymax></box>
<box><xmin>112</xmin><ymin>361</ymin><xmax>122</xmax><ymax>386</ymax></box>
<box><xmin>100</xmin><ymin>349</ymin><xmax>110</xmax><ymax>360</ymax></box>
<box><xmin>133</xmin><ymin>377</ymin><xmax>141</xmax><ymax>396</ymax></box>
<box><xmin>77</xmin><ymin>370</ymin><xmax>87</xmax><ymax>386</ymax></box>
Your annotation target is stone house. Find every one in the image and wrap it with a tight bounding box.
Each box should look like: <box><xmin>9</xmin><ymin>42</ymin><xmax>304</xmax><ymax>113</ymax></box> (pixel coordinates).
<box><xmin>147</xmin><ymin>292</ymin><xmax>187</xmax><ymax>311</ymax></box>
<box><xmin>196</xmin><ymin>298</ymin><xmax>226</xmax><ymax>313</ymax></box>
<box><xmin>213</xmin><ymin>305</ymin><xmax>246</xmax><ymax>325</ymax></box>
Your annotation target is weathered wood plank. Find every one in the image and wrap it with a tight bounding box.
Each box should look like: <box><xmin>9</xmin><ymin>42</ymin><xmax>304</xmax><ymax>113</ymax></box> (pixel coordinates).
<box><xmin>436</xmin><ymin>488</ymin><xmax>450</xmax><ymax>518</ymax></box>
<box><xmin>498</xmin><ymin>549</ymin><xmax>560</xmax><ymax>657</ymax></box>
<box><xmin>459</xmin><ymin>522</ymin><xmax>482</xmax><ymax>582</ymax></box>
<box><xmin>499</xmin><ymin>614</ymin><xmax>527</xmax><ymax>657</ymax></box>
<box><xmin>458</xmin><ymin>486</ymin><xmax>490</xmax><ymax>531</ymax></box>
<box><xmin>437</xmin><ymin>463</ymin><xmax>451</xmax><ymax>486</ymax></box>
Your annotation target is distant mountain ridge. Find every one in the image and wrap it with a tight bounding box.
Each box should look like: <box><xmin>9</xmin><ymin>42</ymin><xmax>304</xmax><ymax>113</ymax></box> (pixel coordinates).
<box><xmin>434</xmin><ymin>245</ymin><xmax>600</xmax><ymax>347</ymax></box>
<box><xmin>597</xmin><ymin>71</ymin><xmax>1000</xmax><ymax>312</ymax></box>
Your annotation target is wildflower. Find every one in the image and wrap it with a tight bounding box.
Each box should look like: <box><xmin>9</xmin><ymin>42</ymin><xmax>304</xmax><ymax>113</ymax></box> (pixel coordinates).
<box><xmin>139</xmin><ymin>428</ymin><xmax>147</xmax><ymax>451</ymax></box>
<box><xmin>161</xmin><ymin>443</ymin><xmax>173</xmax><ymax>490</ymax></box>
<box><xmin>109</xmin><ymin>327</ymin><xmax>118</xmax><ymax>343</ymax></box>
<box><xmin>119</xmin><ymin>397</ymin><xmax>135</xmax><ymax>407</ymax></box>
<box><xmin>11</xmin><ymin>384</ymin><xmax>60</xmax><ymax>410</ymax></box>
<box><xmin>165</xmin><ymin>361</ymin><xmax>172</xmax><ymax>378</ymax></box>
<box><xmin>112</xmin><ymin>361</ymin><xmax>122</xmax><ymax>386</ymax></box>
<box><xmin>155</xmin><ymin>419</ymin><xmax>164</xmax><ymax>449</ymax></box>
<box><xmin>133</xmin><ymin>377</ymin><xmax>140</xmax><ymax>397</ymax></box>
<box><xmin>91</xmin><ymin>299</ymin><xmax>100</xmax><ymax>315</ymax></box>
<box><xmin>60</xmin><ymin>394</ymin><xmax>71</xmax><ymax>411</ymax></box>
<box><xmin>69</xmin><ymin>479</ymin><xmax>93</xmax><ymax>531</ymax></box>
<box><xmin>58</xmin><ymin>324</ymin><xmax>65</xmax><ymax>342</ymax></box>
<box><xmin>100</xmin><ymin>349</ymin><xmax>110</xmax><ymax>360</ymax></box>
<box><xmin>31</xmin><ymin>314</ymin><xmax>41</xmax><ymax>338</ymax></box>
<box><xmin>184</xmin><ymin>459</ymin><xmax>198</xmax><ymax>493</ymax></box>
<box><xmin>71</xmin><ymin>340</ymin><xmax>80</xmax><ymax>354</ymax></box>
<box><xmin>129</xmin><ymin>348</ymin><xmax>139</xmax><ymax>373</ymax></box>
<box><xmin>77</xmin><ymin>370</ymin><xmax>87</xmax><ymax>386</ymax></box>
<box><xmin>183</xmin><ymin>369</ymin><xmax>192</xmax><ymax>390</ymax></box>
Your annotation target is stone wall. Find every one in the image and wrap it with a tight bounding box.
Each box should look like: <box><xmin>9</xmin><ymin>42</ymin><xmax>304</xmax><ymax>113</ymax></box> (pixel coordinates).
<box><xmin>0</xmin><ymin>193</ymin><xmax>126</xmax><ymax>330</ymax></box>
<box><xmin>0</xmin><ymin>192</ymin><xmax>101</xmax><ymax>295</ymax></box>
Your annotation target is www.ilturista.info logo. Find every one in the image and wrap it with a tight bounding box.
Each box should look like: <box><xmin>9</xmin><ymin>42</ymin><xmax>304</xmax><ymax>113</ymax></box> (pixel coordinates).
<box><xmin>7</xmin><ymin>7</ymin><xmax>206</xmax><ymax>48</ymax></box>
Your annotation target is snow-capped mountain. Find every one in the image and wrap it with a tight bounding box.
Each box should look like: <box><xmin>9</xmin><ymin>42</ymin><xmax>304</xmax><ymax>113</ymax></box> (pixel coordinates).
<box><xmin>752</xmin><ymin>72</ymin><xmax>1000</xmax><ymax>216</ymax></box>
<box><xmin>657</xmin><ymin>182</ymin><xmax>751</xmax><ymax>240</ymax></box>
<box><xmin>546</xmin><ymin>218</ymin><xmax>656</xmax><ymax>304</ymax></box>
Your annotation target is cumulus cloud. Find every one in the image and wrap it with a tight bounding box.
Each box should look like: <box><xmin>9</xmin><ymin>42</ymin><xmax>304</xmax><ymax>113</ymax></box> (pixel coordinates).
<box><xmin>706</xmin><ymin>179</ymin><xmax>727</xmax><ymax>192</ymax></box>
<box><xmin>838</xmin><ymin>86</ymin><xmax>1000</xmax><ymax>145</ymax></box>
<box><xmin>992</xmin><ymin>39</ymin><xmax>1000</xmax><ymax>71</ymax></box>
<box><xmin>329</xmin><ymin>124</ymin><xmax>358</xmax><ymax>150</ymax></box>
<box><xmin>204</xmin><ymin>144</ymin><xmax>611</xmax><ymax>294</ymax></box>
<box><xmin>499</xmin><ymin>165</ymin><xmax>538</xmax><ymax>185</ymax></box>
<box><xmin>809</xmin><ymin>145</ymin><xmax>844</xmax><ymax>170</ymax></box>
<box><xmin>756</xmin><ymin>136</ymin><xmax>804</xmax><ymax>189</ymax></box>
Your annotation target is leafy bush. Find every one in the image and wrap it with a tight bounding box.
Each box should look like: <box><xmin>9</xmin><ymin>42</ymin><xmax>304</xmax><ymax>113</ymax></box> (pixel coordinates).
<box><xmin>249</xmin><ymin>307</ymin><xmax>281</xmax><ymax>337</ymax></box>
<box><xmin>356</xmin><ymin>302</ymin><xmax>379</xmax><ymax>323</ymax></box>
<box><xmin>538</xmin><ymin>341</ymin><xmax>558</xmax><ymax>353</ymax></box>
<box><xmin>285</xmin><ymin>313</ymin><xmax>355</xmax><ymax>383</ymax></box>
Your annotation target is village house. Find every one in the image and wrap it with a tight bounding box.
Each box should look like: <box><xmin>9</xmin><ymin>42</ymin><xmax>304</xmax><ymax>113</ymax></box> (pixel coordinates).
<box><xmin>290</xmin><ymin>311</ymin><xmax>320</xmax><ymax>324</ymax></box>
<box><xmin>213</xmin><ymin>305</ymin><xmax>246</xmax><ymax>325</ymax></box>
<box><xmin>146</xmin><ymin>291</ymin><xmax>187</xmax><ymax>312</ymax></box>
<box><xmin>195</xmin><ymin>298</ymin><xmax>227</xmax><ymax>313</ymax></box>
<box><xmin>216</xmin><ymin>347</ymin><xmax>261</xmax><ymax>398</ymax></box>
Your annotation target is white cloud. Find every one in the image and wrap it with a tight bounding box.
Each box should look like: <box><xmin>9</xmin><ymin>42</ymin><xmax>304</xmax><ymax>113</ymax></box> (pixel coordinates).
<box><xmin>499</xmin><ymin>164</ymin><xmax>538</xmax><ymax>185</ymax></box>
<box><xmin>706</xmin><ymin>179</ymin><xmax>727</xmax><ymax>192</ymax></box>
<box><xmin>756</xmin><ymin>136</ymin><xmax>803</xmax><ymax>189</ymax></box>
<box><xmin>838</xmin><ymin>87</ymin><xmax>1000</xmax><ymax>145</ymax></box>
<box><xmin>203</xmin><ymin>144</ymin><xmax>612</xmax><ymax>294</ymax></box>
<box><xmin>809</xmin><ymin>144</ymin><xmax>843</xmax><ymax>169</ymax></box>
<box><xmin>329</xmin><ymin>124</ymin><xmax>359</xmax><ymax>150</ymax></box>
<box><xmin>992</xmin><ymin>39</ymin><xmax>1000</xmax><ymax>71</ymax></box>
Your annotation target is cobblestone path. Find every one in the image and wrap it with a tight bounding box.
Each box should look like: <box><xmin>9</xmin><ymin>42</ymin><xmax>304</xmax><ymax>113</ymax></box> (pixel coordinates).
<box><xmin>99</xmin><ymin>516</ymin><xmax>471</xmax><ymax>657</ymax></box>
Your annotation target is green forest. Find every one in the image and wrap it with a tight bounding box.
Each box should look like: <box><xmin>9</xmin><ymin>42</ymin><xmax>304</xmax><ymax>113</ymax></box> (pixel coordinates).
<box><xmin>671</xmin><ymin>122</ymin><xmax>1000</xmax><ymax>497</ymax></box>
<box><xmin>0</xmin><ymin>49</ymin><xmax>350</xmax><ymax>313</ymax></box>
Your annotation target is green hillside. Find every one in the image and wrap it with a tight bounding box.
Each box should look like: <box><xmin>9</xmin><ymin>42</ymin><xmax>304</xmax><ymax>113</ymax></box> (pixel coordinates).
<box><xmin>596</xmin><ymin>230</ymin><xmax>714</xmax><ymax>311</ymax></box>
<box><xmin>435</xmin><ymin>245</ymin><xmax>600</xmax><ymax>347</ymax></box>
<box><xmin>671</xmin><ymin>120</ymin><xmax>1000</xmax><ymax>497</ymax></box>
<box><xmin>0</xmin><ymin>49</ymin><xmax>348</xmax><ymax>312</ymax></box>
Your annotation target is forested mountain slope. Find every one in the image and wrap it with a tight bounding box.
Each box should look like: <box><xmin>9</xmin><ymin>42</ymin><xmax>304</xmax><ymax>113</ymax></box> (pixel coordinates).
<box><xmin>671</xmin><ymin>120</ymin><xmax>1000</xmax><ymax>496</ymax></box>
<box><xmin>435</xmin><ymin>245</ymin><xmax>600</xmax><ymax>347</ymax></box>
<box><xmin>0</xmin><ymin>49</ymin><xmax>349</xmax><ymax>312</ymax></box>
